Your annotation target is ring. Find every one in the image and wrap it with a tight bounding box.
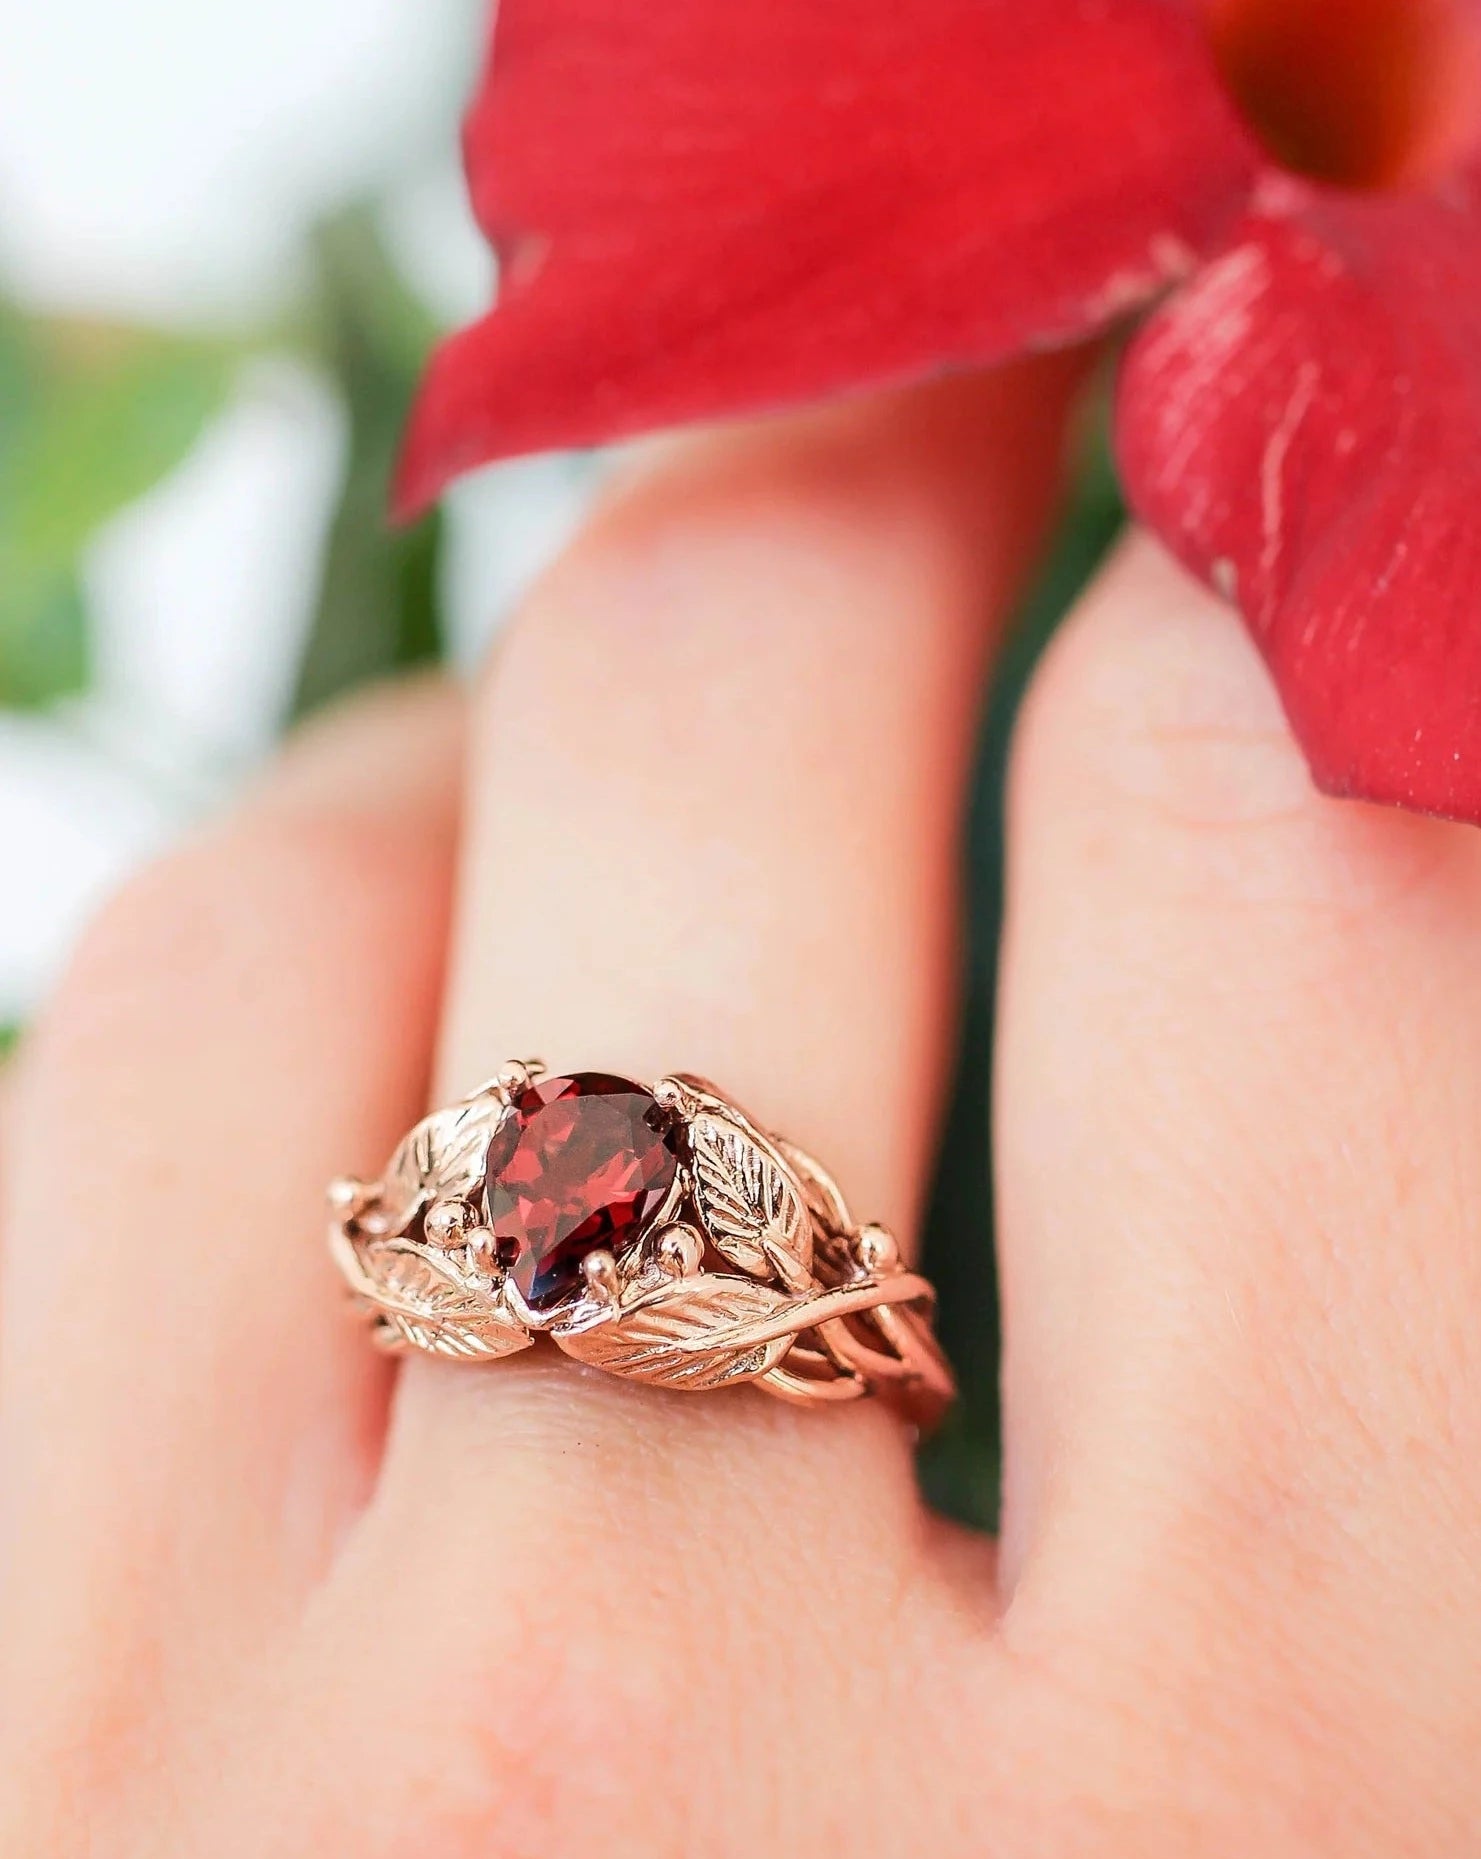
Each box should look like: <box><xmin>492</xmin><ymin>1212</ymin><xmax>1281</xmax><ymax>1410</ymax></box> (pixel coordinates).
<box><xmin>329</xmin><ymin>1062</ymin><xmax>955</xmax><ymax>1430</ymax></box>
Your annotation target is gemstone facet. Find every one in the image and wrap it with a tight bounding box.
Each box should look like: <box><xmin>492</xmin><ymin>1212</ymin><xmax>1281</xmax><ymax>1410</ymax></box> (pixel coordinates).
<box><xmin>485</xmin><ymin>1073</ymin><xmax>677</xmax><ymax>1310</ymax></box>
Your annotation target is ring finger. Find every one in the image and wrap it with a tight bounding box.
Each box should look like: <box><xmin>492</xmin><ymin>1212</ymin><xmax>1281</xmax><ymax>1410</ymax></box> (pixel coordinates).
<box><xmin>301</xmin><ymin>364</ymin><xmax>1079</xmax><ymax>1858</ymax></box>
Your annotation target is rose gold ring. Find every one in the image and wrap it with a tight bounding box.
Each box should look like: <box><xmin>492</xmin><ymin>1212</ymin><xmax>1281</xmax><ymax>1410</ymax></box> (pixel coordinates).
<box><xmin>329</xmin><ymin>1062</ymin><xmax>955</xmax><ymax>1431</ymax></box>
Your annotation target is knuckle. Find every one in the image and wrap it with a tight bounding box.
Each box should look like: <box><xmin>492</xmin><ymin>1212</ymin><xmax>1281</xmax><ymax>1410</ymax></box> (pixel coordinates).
<box><xmin>1015</xmin><ymin>561</ymin><xmax>1309</xmax><ymax>839</ymax></box>
<box><xmin>32</xmin><ymin>813</ymin><xmax>399</xmax><ymax>1079</ymax></box>
<box><xmin>1011</xmin><ymin>548</ymin><xmax>1453</xmax><ymax>924</ymax></box>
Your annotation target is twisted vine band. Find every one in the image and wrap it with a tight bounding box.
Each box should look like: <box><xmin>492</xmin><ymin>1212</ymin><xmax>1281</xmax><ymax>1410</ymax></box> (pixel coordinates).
<box><xmin>329</xmin><ymin>1062</ymin><xmax>955</xmax><ymax>1431</ymax></box>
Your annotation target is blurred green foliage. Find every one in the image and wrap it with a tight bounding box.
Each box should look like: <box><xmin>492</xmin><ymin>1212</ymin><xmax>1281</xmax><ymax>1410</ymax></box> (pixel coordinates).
<box><xmin>0</xmin><ymin>301</ymin><xmax>237</xmax><ymax>705</ymax></box>
<box><xmin>291</xmin><ymin>210</ymin><xmax>445</xmax><ymax>714</ymax></box>
<box><xmin>0</xmin><ymin>204</ymin><xmax>446</xmax><ymax>724</ymax></box>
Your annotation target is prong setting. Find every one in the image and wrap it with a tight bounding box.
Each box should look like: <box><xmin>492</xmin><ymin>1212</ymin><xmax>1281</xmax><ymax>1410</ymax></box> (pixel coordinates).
<box><xmin>581</xmin><ymin>1248</ymin><xmax>622</xmax><ymax>1308</ymax></box>
<box><xmin>425</xmin><ymin>1198</ymin><xmax>475</xmax><ymax>1248</ymax></box>
<box><xmin>501</xmin><ymin>1272</ymin><xmax>562</xmax><ymax>1333</ymax></box>
<box><xmin>652</xmin><ymin>1074</ymin><xmax>696</xmax><ymax>1118</ymax></box>
<box><xmin>328</xmin><ymin>1061</ymin><xmax>953</xmax><ymax>1427</ymax></box>
<box><xmin>464</xmin><ymin>1226</ymin><xmax>500</xmax><ymax>1277</ymax></box>
<box><xmin>328</xmin><ymin>1175</ymin><xmax>373</xmax><ymax>1219</ymax></box>
<box><xmin>497</xmin><ymin>1057</ymin><xmax>545</xmax><ymax>1096</ymax></box>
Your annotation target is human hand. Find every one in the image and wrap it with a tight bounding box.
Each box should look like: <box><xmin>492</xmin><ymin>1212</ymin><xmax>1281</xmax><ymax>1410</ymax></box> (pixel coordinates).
<box><xmin>2</xmin><ymin>362</ymin><xmax>1477</xmax><ymax>1855</ymax></box>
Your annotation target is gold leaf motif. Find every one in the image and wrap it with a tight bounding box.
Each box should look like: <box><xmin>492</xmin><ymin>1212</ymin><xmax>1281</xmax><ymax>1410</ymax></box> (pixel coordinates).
<box><xmin>774</xmin><ymin>1136</ymin><xmax>858</xmax><ymax>1277</ymax></box>
<box><xmin>344</xmin><ymin>1236</ymin><xmax>530</xmax><ymax>1361</ymax></box>
<box><xmin>686</xmin><ymin>1112</ymin><xmax>812</xmax><ymax>1284</ymax></box>
<box><xmin>379</xmin><ymin>1098</ymin><xmax>501</xmax><ymax>1233</ymax></box>
<box><xmin>554</xmin><ymin>1276</ymin><xmax>797</xmax><ymax>1389</ymax></box>
<box><xmin>774</xmin><ymin>1137</ymin><xmax>850</xmax><ymax>1234</ymax></box>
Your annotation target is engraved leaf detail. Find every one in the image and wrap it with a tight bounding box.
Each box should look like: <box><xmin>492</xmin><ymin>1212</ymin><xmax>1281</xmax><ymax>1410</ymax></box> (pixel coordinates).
<box><xmin>555</xmin><ymin>1276</ymin><xmax>796</xmax><ymax>1390</ymax></box>
<box><xmin>380</xmin><ymin>1099</ymin><xmax>499</xmax><ymax>1232</ymax></box>
<box><xmin>774</xmin><ymin>1136</ymin><xmax>856</xmax><ymax>1276</ymax></box>
<box><xmin>348</xmin><ymin>1237</ymin><xmax>530</xmax><ymax>1361</ymax></box>
<box><xmin>687</xmin><ymin>1112</ymin><xmax>812</xmax><ymax>1281</ymax></box>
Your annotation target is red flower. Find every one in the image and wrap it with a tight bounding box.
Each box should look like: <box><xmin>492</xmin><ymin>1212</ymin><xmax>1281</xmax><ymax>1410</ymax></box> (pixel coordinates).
<box><xmin>398</xmin><ymin>0</ymin><xmax>1481</xmax><ymax>823</ymax></box>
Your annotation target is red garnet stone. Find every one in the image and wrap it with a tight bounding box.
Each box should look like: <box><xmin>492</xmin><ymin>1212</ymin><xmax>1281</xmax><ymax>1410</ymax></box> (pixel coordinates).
<box><xmin>485</xmin><ymin>1073</ymin><xmax>677</xmax><ymax>1310</ymax></box>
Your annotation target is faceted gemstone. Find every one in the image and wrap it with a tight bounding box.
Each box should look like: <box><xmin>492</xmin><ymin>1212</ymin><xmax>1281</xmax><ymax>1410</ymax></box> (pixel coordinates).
<box><xmin>485</xmin><ymin>1073</ymin><xmax>677</xmax><ymax>1310</ymax></box>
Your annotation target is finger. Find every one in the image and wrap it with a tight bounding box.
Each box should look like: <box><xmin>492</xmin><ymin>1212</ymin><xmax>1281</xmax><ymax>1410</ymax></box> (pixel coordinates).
<box><xmin>0</xmin><ymin>1048</ymin><xmax>15</xmax><ymax>1234</ymax></box>
<box><xmin>0</xmin><ymin>680</ymin><xmax>461</xmax><ymax>1738</ymax></box>
<box><xmin>995</xmin><ymin>535</ymin><xmax>1481</xmax><ymax>1761</ymax></box>
<box><xmin>318</xmin><ymin>367</ymin><xmax>1080</xmax><ymax>1852</ymax></box>
<box><xmin>0</xmin><ymin>1053</ymin><xmax>14</xmax><ymax>1360</ymax></box>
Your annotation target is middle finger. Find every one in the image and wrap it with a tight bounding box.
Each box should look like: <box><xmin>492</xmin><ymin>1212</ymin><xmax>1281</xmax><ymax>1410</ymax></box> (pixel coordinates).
<box><xmin>992</xmin><ymin>535</ymin><xmax>1481</xmax><ymax>1829</ymax></box>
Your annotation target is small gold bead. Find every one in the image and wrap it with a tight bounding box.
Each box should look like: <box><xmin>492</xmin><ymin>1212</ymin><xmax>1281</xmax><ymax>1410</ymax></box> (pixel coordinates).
<box><xmin>328</xmin><ymin>1176</ymin><xmax>370</xmax><ymax>1216</ymax></box>
<box><xmin>855</xmin><ymin>1224</ymin><xmax>899</xmax><ymax>1273</ymax></box>
<box><xmin>656</xmin><ymin>1223</ymin><xmax>705</xmax><ymax>1278</ymax></box>
<box><xmin>465</xmin><ymin>1228</ymin><xmax>500</xmax><ymax>1277</ymax></box>
<box><xmin>425</xmin><ymin>1199</ymin><xmax>473</xmax><ymax>1248</ymax></box>
<box><xmin>582</xmin><ymin>1249</ymin><xmax>621</xmax><ymax>1301</ymax></box>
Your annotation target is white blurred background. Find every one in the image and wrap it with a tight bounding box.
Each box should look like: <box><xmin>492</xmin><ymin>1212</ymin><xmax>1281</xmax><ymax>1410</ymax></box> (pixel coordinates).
<box><xmin>0</xmin><ymin>0</ymin><xmax>594</xmax><ymax>1029</ymax></box>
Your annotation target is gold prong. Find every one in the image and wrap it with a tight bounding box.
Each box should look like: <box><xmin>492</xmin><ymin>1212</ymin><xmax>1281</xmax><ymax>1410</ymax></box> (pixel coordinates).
<box><xmin>425</xmin><ymin>1198</ymin><xmax>474</xmax><ymax>1248</ymax></box>
<box><xmin>328</xmin><ymin>1175</ymin><xmax>372</xmax><ymax>1218</ymax></box>
<box><xmin>652</xmin><ymin>1075</ymin><xmax>696</xmax><ymax>1118</ymax></box>
<box><xmin>464</xmin><ymin>1226</ymin><xmax>500</xmax><ymax>1276</ymax></box>
<box><xmin>498</xmin><ymin>1057</ymin><xmax>547</xmax><ymax>1096</ymax></box>
<box><xmin>464</xmin><ymin>1058</ymin><xmax>543</xmax><ymax>1103</ymax></box>
<box><xmin>582</xmin><ymin>1248</ymin><xmax>621</xmax><ymax>1305</ymax></box>
<box><xmin>501</xmin><ymin>1274</ymin><xmax>553</xmax><ymax>1332</ymax></box>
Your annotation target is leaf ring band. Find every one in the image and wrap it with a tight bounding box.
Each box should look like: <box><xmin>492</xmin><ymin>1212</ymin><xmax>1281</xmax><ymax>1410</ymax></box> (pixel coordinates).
<box><xmin>329</xmin><ymin>1062</ymin><xmax>955</xmax><ymax>1431</ymax></box>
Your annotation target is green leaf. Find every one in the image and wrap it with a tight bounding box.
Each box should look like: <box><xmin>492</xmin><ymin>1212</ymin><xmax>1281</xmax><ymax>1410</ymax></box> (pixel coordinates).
<box><xmin>0</xmin><ymin>1024</ymin><xmax>20</xmax><ymax>1062</ymax></box>
<box><xmin>0</xmin><ymin>572</ymin><xmax>88</xmax><ymax>709</ymax></box>
<box><xmin>0</xmin><ymin>301</ymin><xmax>39</xmax><ymax>468</ymax></box>
<box><xmin>4</xmin><ymin>326</ymin><xmax>233</xmax><ymax>554</ymax></box>
<box><xmin>292</xmin><ymin>208</ymin><xmax>445</xmax><ymax>716</ymax></box>
<box><xmin>0</xmin><ymin>308</ymin><xmax>237</xmax><ymax>707</ymax></box>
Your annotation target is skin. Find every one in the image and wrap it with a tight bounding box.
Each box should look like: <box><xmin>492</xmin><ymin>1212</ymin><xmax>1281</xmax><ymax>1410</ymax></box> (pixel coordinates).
<box><xmin>1</xmin><ymin>359</ymin><xmax>1479</xmax><ymax>1855</ymax></box>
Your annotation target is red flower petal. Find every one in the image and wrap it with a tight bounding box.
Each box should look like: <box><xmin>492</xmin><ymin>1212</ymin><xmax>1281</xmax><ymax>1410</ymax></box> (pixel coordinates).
<box><xmin>396</xmin><ymin>0</ymin><xmax>1258</xmax><ymax>514</ymax></box>
<box><xmin>1117</xmin><ymin>163</ymin><xmax>1481</xmax><ymax>821</ymax></box>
